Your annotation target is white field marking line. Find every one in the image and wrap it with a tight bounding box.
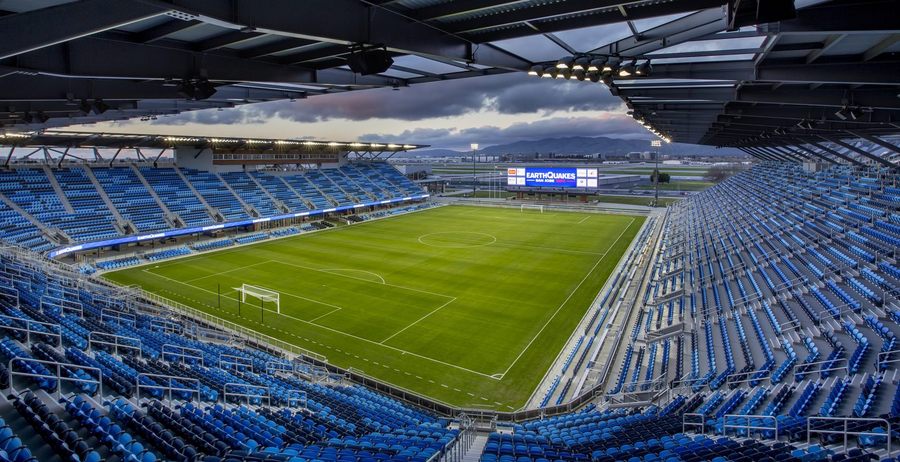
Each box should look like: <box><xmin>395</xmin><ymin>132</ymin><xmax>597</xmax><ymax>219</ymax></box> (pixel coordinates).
<box><xmin>578</xmin><ymin>215</ymin><xmax>590</xmax><ymax>224</ymax></box>
<box><xmin>140</xmin><ymin>268</ymin><xmax>499</xmax><ymax>380</ymax></box>
<box><xmin>498</xmin><ymin>216</ymin><xmax>637</xmax><ymax>379</ymax></box>
<box><xmin>416</xmin><ymin>231</ymin><xmax>497</xmax><ymax>249</ymax></box>
<box><xmin>379</xmin><ymin>297</ymin><xmax>457</xmax><ymax>344</ymax></box>
<box><xmin>308</xmin><ymin>306</ymin><xmax>343</xmax><ymax>322</ymax></box>
<box><xmin>183</xmin><ymin>260</ymin><xmax>274</xmax><ymax>283</ymax></box>
<box><xmin>269</xmin><ymin>259</ymin><xmax>455</xmax><ymax>301</ymax></box>
<box><xmin>319</xmin><ymin>268</ymin><xmax>385</xmax><ymax>284</ymax></box>
<box><xmin>144</xmin><ymin>267</ymin><xmax>346</xmax><ymax>312</ymax></box>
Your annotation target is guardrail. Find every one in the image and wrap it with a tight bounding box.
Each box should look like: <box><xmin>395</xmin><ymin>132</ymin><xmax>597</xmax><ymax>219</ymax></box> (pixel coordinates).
<box><xmin>807</xmin><ymin>417</ymin><xmax>891</xmax><ymax>456</ymax></box>
<box><xmin>0</xmin><ymin>313</ymin><xmax>61</xmax><ymax>346</ymax></box>
<box><xmin>224</xmin><ymin>382</ymin><xmax>270</xmax><ymax>406</ymax></box>
<box><xmin>723</xmin><ymin>414</ymin><xmax>778</xmax><ymax>440</ymax></box>
<box><xmin>40</xmin><ymin>296</ymin><xmax>83</xmax><ymax>318</ymax></box>
<box><xmin>88</xmin><ymin>331</ymin><xmax>141</xmax><ymax>356</ymax></box>
<box><xmin>9</xmin><ymin>357</ymin><xmax>102</xmax><ymax>398</ymax></box>
<box><xmin>136</xmin><ymin>373</ymin><xmax>200</xmax><ymax>401</ymax></box>
<box><xmin>100</xmin><ymin>308</ymin><xmax>136</xmax><ymax>327</ymax></box>
<box><xmin>266</xmin><ymin>360</ymin><xmax>293</xmax><ymax>375</ymax></box>
<box><xmin>439</xmin><ymin>413</ymin><xmax>477</xmax><ymax>462</ymax></box>
<box><xmin>162</xmin><ymin>344</ymin><xmax>204</xmax><ymax>366</ymax></box>
<box><xmin>219</xmin><ymin>354</ymin><xmax>252</xmax><ymax>371</ymax></box>
<box><xmin>682</xmin><ymin>413</ymin><xmax>705</xmax><ymax>434</ymax></box>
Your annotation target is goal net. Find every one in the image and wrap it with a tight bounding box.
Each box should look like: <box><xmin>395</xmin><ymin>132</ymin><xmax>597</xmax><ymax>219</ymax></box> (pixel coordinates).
<box><xmin>236</xmin><ymin>284</ymin><xmax>280</xmax><ymax>313</ymax></box>
<box><xmin>520</xmin><ymin>204</ymin><xmax>544</xmax><ymax>213</ymax></box>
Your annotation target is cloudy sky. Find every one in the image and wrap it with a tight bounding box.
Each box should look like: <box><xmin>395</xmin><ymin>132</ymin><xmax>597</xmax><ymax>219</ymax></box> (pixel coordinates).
<box><xmin>91</xmin><ymin>73</ymin><xmax>649</xmax><ymax>151</ymax></box>
<box><xmin>86</xmin><ymin>14</ymin><xmax>762</xmax><ymax>151</ymax></box>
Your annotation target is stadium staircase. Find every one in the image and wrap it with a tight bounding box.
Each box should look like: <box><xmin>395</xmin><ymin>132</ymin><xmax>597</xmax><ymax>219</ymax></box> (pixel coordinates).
<box><xmin>40</xmin><ymin>165</ymin><xmax>75</xmax><ymax>214</ymax></box>
<box><xmin>214</xmin><ymin>171</ymin><xmax>261</xmax><ymax>218</ymax></box>
<box><xmin>80</xmin><ymin>165</ymin><xmax>132</xmax><ymax>235</ymax></box>
<box><xmin>275</xmin><ymin>175</ymin><xmax>318</xmax><ymax>210</ymax></box>
<box><xmin>172</xmin><ymin>165</ymin><xmax>224</xmax><ymax>222</ymax></box>
<box><xmin>128</xmin><ymin>163</ymin><xmax>184</xmax><ymax>228</ymax></box>
<box><xmin>245</xmin><ymin>170</ymin><xmax>291</xmax><ymax>213</ymax></box>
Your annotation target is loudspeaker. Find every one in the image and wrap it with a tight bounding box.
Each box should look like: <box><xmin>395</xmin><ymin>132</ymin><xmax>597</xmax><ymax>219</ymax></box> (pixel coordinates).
<box><xmin>348</xmin><ymin>48</ymin><xmax>394</xmax><ymax>76</ymax></box>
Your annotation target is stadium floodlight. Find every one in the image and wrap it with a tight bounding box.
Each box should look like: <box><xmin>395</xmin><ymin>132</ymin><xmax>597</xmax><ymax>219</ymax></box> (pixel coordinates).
<box><xmin>387</xmin><ymin>143</ymin><xmax>401</xmax><ymax>149</ymax></box>
<box><xmin>573</xmin><ymin>57</ymin><xmax>590</xmax><ymax>71</ymax></box>
<box><xmin>543</xmin><ymin>67</ymin><xmax>557</xmax><ymax>79</ymax></box>
<box><xmin>556</xmin><ymin>56</ymin><xmax>575</xmax><ymax>69</ymax></box>
<box><xmin>403</xmin><ymin>144</ymin><xmax>416</xmax><ymax>149</ymax></box>
<box><xmin>555</xmin><ymin>70</ymin><xmax>570</xmax><ymax>80</ymax></box>
<box><xmin>587</xmin><ymin>57</ymin><xmax>607</xmax><ymax>72</ymax></box>
<box><xmin>571</xmin><ymin>70</ymin><xmax>585</xmax><ymax>81</ymax></box>
<box><xmin>636</xmin><ymin>60</ymin><xmax>652</xmax><ymax>76</ymax></box>
<box><xmin>528</xmin><ymin>65</ymin><xmax>543</xmax><ymax>76</ymax></box>
<box><xmin>619</xmin><ymin>59</ymin><xmax>636</xmax><ymax>77</ymax></box>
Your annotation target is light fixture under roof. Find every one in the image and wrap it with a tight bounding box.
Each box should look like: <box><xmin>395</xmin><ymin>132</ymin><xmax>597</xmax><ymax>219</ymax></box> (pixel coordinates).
<box><xmin>556</xmin><ymin>56</ymin><xmax>574</xmax><ymax>69</ymax></box>
<box><xmin>619</xmin><ymin>59</ymin><xmax>636</xmax><ymax>77</ymax></box>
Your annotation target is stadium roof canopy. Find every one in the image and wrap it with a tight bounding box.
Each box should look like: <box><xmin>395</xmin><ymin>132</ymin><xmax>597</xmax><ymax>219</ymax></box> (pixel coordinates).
<box><xmin>0</xmin><ymin>0</ymin><xmax>898</xmax><ymax>165</ymax></box>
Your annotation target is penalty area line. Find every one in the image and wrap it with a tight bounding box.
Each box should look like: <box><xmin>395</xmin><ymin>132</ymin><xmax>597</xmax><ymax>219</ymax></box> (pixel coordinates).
<box><xmin>139</xmin><ymin>269</ymin><xmax>499</xmax><ymax>381</ymax></box>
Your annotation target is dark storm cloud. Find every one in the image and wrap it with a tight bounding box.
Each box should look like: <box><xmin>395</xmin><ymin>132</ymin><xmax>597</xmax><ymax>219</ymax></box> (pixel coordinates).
<box><xmin>142</xmin><ymin>72</ymin><xmax>624</xmax><ymax>125</ymax></box>
<box><xmin>361</xmin><ymin>115</ymin><xmax>647</xmax><ymax>150</ymax></box>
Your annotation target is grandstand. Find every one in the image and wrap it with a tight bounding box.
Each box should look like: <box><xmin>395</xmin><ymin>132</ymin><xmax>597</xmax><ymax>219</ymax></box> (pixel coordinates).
<box><xmin>0</xmin><ymin>0</ymin><xmax>896</xmax><ymax>462</ymax></box>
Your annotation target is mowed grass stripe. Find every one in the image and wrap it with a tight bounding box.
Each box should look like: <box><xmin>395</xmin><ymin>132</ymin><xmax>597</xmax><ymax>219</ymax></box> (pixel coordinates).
<box><xmin>105</xmin><ymin>205</ymin><xmax>643</xmax><ymax>409</ymax></box>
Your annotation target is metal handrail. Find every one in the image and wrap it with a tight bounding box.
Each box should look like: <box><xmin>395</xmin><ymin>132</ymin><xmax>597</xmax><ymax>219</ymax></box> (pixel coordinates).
<box><xmin>100</xmin><ymin>308</ymin><xmax>136</xmax><ymax>327</ymax></box>
<box><xmin>682</xmin><ymin>412</ymin><xmax>705</xmax><ymax>434</ymax></box>
<box><xmin>40</xmin><ymin>296</ymin><xmax>83</xmax><ymax>318</ymax></box>
<box><xmin>219</xmin><ymin>354</ymin><xmax>252</xmax><ymax>372</ymax></box>
<box><xmin>0</xmin><ymin>313</ymin><xmax>61</xmax><ymax>346</ymax></box>
<box><xmin>88</xmin><ymin>331</ymin><xmax>141</xmax><ymax>356</ymax></box>
<box><xmin>723</xmin><ymin>414</ymin><xmax>778</xmax><ymax>440</ymax></box>
<box><xmin>807</xmin><ymin>416</ymin><xmax>891</xmax><ymax>456</ymax></box>
<box><xmin>136</xmin><ymin>372</ymin><xmax>200</xmax><ymax>401</ymax></box>
<box><xmin>8</xmin><ymin>356</ymin><xmax>102</xmax><ymax>398</ymax></box>
<box><xmin>161</xmin><ymin>344</ymin><xmax>204</xmax><ymax>366</ymax></box>
<box><xmin>223</xmin><ymin>382</ymin><xmax>270</xmax><ymax>406</ymax></box>
<box><xmin>265</xmin><ymin>360</ymin><xmax>293</xmax><ymax>375</ymax></box>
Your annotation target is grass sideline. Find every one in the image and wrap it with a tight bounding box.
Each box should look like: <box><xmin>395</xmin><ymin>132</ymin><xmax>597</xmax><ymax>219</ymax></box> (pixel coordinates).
<box><xmin>104</xmin><ymin>205</ymin><xmax>643</xmax><ymax>409</ymax></box>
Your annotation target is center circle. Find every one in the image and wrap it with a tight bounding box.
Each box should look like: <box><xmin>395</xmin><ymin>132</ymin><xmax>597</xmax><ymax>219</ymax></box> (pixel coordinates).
<box><xmin>417</xmin><ymin>232</ymin><xmax>497</xmax><ymax>248</ymax></box>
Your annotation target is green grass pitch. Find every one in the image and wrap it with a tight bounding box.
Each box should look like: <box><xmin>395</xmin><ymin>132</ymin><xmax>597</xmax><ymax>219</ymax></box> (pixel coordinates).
<box><xmin>104</xmin><ymin>205</ymin><xmax>644</xmax><ymax>410</ymax></box>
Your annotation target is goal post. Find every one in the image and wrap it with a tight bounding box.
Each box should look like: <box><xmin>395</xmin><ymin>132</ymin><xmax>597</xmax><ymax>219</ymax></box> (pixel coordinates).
<box><xmin>236</xmin><ymin>284</ymin><xmax>280</xmax><ymax>313</ymax></box>
<box><xmin>520</xmin><ymin>204</ymin><xmax>544</xmax><ymax>213</ymax></box>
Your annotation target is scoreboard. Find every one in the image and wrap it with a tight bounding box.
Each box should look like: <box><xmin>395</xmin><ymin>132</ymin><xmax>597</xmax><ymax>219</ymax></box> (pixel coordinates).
<box><xmin>507</xmin><ymin>167</ymin><xmax>599</xmax><ymax>189</ymax></box>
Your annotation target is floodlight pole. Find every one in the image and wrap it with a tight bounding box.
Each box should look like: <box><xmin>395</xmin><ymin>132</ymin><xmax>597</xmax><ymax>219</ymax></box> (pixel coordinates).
<box><xmin>471</xmin><ymin>143</ymin><xmax>479</xmax><ymax>197</ymax></box>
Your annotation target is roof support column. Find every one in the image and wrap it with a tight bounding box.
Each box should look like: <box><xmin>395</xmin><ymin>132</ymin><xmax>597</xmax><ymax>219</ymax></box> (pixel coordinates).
<box><xmin>806</xmin><ymin>141</ymin><xmax>866</xmax><ymax>167</ymax></box>
<box><xmin>819</xmin><ymin>135</ymin><xmax>897</xmax><ymax>168</ymax></box>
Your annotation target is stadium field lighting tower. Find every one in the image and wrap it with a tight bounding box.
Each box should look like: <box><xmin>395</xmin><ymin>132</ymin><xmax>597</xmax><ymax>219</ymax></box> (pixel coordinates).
<box><xmin>471</xmin><ymin>143</ymin><xmax>479</xmax><ymax>197</ymax></box>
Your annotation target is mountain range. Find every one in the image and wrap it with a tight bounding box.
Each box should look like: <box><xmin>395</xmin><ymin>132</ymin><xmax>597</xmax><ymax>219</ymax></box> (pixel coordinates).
<box><xmin>394</xmin><ymin>136</ymin><xmax>744</xmax><ymax>157</ymax></box>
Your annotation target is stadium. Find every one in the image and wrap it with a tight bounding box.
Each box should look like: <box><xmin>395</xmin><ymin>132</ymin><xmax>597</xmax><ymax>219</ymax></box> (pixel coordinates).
<box><xmin>0</xmin><ymin>0</ymin><xmax>896</xmax><ymax>461</ymax></box>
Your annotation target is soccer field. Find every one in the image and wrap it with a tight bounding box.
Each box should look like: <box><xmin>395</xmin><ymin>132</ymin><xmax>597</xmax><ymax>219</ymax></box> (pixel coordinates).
<box><xmin>103</xmin><ymin>205</ymin><xmax>644</xmax><ymax>410</ymax></box>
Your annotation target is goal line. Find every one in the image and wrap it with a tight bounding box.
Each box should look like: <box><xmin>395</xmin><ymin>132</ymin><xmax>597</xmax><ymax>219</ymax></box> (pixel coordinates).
<box><xmin>234</xmin><ymin>283</ymin><xmax>281</xmax><ymax>313</ymax></box>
